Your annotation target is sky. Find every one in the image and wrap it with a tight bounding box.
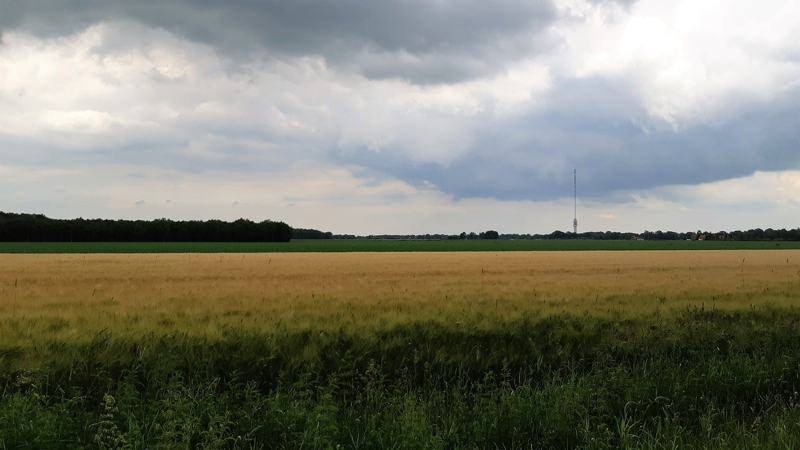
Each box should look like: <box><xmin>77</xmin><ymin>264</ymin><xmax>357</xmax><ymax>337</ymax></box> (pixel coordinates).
<box><xmin>1</xmin><ymin>0</ymin><xmax>799</xmax><ymax>234</ymax></box>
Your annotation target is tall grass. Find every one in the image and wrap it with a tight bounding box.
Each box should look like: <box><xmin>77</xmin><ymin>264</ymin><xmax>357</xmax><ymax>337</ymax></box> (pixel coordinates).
<box><xmin>3</xmin><ymin>310</ymin><xmax>800</xmax><ymax>448</ymax></box>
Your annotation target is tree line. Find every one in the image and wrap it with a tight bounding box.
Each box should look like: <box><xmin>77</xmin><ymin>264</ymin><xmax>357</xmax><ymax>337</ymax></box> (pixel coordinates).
<box><xmin>315</xmin><ymin>231</ymin><xmax>501</xmax><ymax>240</ymax></box>
<box><xmin>640</xmin><ymin>229</ymin><xmax>800</xmax><ymax>241</ymax></box>
<box><xmin>3</xmin><ymin>211</ymin><xmax>799</xmax><ymax>242</ymax></box>
<box><xmin>298</xmin><ymin>229</ymin><xmax>800</xmax><ymax>241</ymax></box>
<box><xmin>511</xmin><ymin>229</ymin><xmax>800</xmax><ymax>241</ymax></box>
<box><xmin>0</xmin><ymin>212</ymin><xmax>292</xmax><ymax>242</ymax></box>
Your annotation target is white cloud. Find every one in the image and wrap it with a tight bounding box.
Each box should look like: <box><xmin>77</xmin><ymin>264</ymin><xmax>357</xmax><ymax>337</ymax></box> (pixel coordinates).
<box><xmin>554</xmin><ymin>0</ymin><xmax>800</xmax><ymax>126</ymax></box>
<box><xmin>667</xmin><ymin>170</ymin><xmax>800</xmax><ymax>206</ymax></box>
<box><xmin>0</xmin><ymin>23</ymin><xmax>554</xmax><ymax>168</ymax></box>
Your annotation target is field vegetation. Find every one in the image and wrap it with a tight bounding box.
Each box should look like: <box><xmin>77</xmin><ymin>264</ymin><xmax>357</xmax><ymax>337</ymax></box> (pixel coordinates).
<box><xmin>2</xmin><ymin>239</ymin><xmax>800</xmax><ymax>253</ymax></box>
<box><xmin>2</xmin><ymin>251</ymin><xmax>800</xmax><ymax>448</ymax></box>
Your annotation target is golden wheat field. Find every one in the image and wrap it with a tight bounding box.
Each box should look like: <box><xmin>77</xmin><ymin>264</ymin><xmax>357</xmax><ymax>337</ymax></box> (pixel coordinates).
<box><xmin>1</xmin><ymin>250</ymin><xmax>799</xmax><ymax>347</ymax></box>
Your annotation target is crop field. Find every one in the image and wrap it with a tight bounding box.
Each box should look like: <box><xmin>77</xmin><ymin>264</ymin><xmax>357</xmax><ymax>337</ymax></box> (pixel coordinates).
<box><xmin>3</xmin><ymin>250</ymin><xmax>800</xmax><ymax>448</ymax></box>
<box><xmin>2</xmin><ymin>239</ymin><xmax>800</xmax><ymax>253</ymax></box>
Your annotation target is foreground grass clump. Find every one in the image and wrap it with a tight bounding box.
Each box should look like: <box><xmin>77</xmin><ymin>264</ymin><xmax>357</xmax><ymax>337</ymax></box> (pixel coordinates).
<box><xmin>4</xmin><ymin>309</ymin><xmax>800</xmax><ymax>448</ymax></box>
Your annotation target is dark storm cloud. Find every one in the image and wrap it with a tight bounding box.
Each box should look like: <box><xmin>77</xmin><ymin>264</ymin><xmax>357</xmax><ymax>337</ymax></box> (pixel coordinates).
<box><xmin>0</xmin><ymin>0</ymin><xmax>557</xmax><ymax>83</ymax></box>
<box><xmin>335</xmin><ymin>77</ymin><xmax>800</xmax><ymax>200</ymax></box>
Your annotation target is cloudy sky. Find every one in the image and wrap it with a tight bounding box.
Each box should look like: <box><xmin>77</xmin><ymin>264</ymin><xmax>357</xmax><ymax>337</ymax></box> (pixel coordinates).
<box><xmin>1</xmin><ymin>0</ymin><xmax>799</xmax><ymax>234</ymax></box>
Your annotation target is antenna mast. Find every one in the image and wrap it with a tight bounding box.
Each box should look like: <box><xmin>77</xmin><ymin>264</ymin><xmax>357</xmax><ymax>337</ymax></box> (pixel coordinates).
<box><xmin>573</xmin><ymin>169</ymin><xmax>578</xmax><ymax>235</ymax></box>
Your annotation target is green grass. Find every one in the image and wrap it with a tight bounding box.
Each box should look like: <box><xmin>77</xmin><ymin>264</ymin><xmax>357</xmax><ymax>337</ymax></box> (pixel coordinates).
<box><xmin>5</xmin><ymin>308</ymin><xmax>800</xmax><ymax>448</ymax></box>
<box><xmin>1</xmin><ymin>239</ymin><xmax>799</xmax><ymax>253</ymax></box>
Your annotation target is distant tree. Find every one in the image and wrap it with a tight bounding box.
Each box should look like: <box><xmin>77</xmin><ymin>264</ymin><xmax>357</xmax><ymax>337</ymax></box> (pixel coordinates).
<box><xmin>292</xmin><ymin>228</ymin><xmax>333</xmax><ymax>239</ymax></box>
<box><xmin>480</xmin><ymin>230</ymin><xmax>499</xmax><ymax>240</ymax></box>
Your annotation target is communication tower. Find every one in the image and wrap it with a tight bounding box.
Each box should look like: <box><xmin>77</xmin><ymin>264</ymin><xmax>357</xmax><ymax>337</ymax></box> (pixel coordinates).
<box><xmin>573</xmin><ymin>169</ymin><xmax>578</xmax><ymax>235</ymax></box>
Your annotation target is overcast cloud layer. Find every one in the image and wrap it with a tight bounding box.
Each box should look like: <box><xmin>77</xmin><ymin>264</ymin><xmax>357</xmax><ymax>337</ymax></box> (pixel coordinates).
<box><xmin>1</xmin><ymin>0</ymin><xmax>799</xmax><ymax>233</ymax></box>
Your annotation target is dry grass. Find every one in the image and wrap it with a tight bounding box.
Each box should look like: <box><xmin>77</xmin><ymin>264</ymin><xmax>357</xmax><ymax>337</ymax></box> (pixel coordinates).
<box><xmin>1</xmin><ymin>250</ymin><xmax>800</xmax><ymax>346</ymax></box>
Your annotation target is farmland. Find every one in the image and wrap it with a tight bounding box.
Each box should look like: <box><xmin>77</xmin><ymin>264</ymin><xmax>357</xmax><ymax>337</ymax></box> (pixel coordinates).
<box><xmin>1</xmin><ymin>239</ymin><xmax>800</xmax><ymax>253</ymax></box>
<box><xmin>2</xmin><ymin>250</ymin><xmax>800</xmax><ymax>448</ymax></box>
